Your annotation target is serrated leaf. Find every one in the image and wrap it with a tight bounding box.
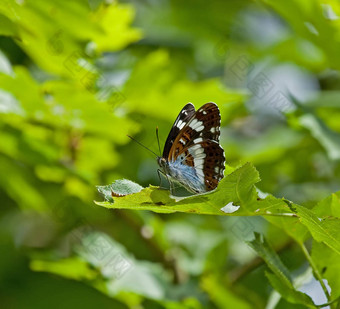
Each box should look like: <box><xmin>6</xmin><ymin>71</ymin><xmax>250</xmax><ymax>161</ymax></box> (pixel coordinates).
<box><xmin>111</xmin><ymin>179</ymin><xmax>144</xmax><ymax>196</ymax></box>
<box><xmin>96</xmin><ymin>163</ymin><xmax>274</xmax><ymax>216</ymax></box>
<box><xmin>247</xmin><ymin>233</ymin><xmax>292</xmax><ymax>286</ymax></box>
<box><xmin>293</xmin><ymin>205</ymin><xmax>340</xmax><ymax>256</ymax></box>
<box><xmin>264</xmin><ymin>200</ymin><xmax>309</xmax><ymax>244</ymax></box>
<box><xmin>96</xmin><ymin>179</ymin><xmax>143</xmax><ymax>203</ymax></box>
<box><xmin>248</xmin><ymin>233</ymin><xmax>315</xmax><ymax>308</ymax></box>
<box><xmin>95</xmin><ymin>163</ymin><xmax>299</xmax><ymax>217</ymax></box>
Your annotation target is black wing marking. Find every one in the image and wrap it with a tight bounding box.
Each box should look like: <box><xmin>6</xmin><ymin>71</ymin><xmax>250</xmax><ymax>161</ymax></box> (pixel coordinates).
<box><xmin>169</xmin><ymin>102</ymin><xmax>221</xmax><ymax>161</ymax></box>
<box><xmin>162</xmin><ymin>103</ymin><xmax>195</xmax><ymax>158</ymax></box>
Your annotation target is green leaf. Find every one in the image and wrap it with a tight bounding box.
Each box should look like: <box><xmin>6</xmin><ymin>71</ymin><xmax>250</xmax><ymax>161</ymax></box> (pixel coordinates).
<box><xmin>265</xmin><ymin>272</ymin><xmax>315</xmax><ymax>308</ymax></box>
<box><xmin>123</xmin><ymin>49</ymin><xmax>246</xmax><ymax>123</ymax></box>
<box><xmin>33</xmin><ymin>231</ymin><xmax>171</xmax><ymax>301</ymax></box>
<box><xmin>95</xmin><ymin>163</ymin><xmax>303</xmax><ymax>219</ymax></box>
<box><xmin>30</xmin><ymin>257</ymin><xmax>98</xmax><ymax>281</ymax></box>
<box><xmin>201</xmin><ymin>275</ymin><xmax>252</xmax><ymax>309</ymax></box>
<box><xmin>96</xmin><ymin>163</ymin><xmax>266</xmax><ymax>216</ymax></box>
<box><xmin>293</xmin><ymin>204</ymin><xmax>340</xmax><ymax>256</ymax></box>
<box><xmin>0</xmin><ymin>0</ymin><xmax>141</xmax><ymax>75</ymax></box>
<box><xmin>299</xmin><ymin>113</ymin><xmax>340</xmax><ymax>160</ymax></box>
<box><xmin>313</xmin><ymin>191</ymin><xmax>340</xmax><ymax>218</ymax></box>
<box><xmin>91</xmin><ymin>3</ymin><xmax>142</xmax><ymax>52</ymax></box>
<box><xmin>0</xmin><ymin>14</ymin><xmax>17</xmax><ymax>37</ymax></box>
<box><xmin>264</xmin><ymin>201</ymin><xmax>310</xmax><ymax>244</ymax></box>
<box><xmin>248</xmin><ymin>233</ymin><xmax>315</xmax><ymax>307</ymax></box>
<box><xmin>312</xmin><ymin>241</ymin><xmax>340</xmax><ymax>299</ymax></box>
<box><xmin>262</xmin><ymin>0</ymin><xmax>339</xmax><ymax>70</ymax></box>
<box><xmin>247</xmin><ymin>233</ymin><xmax>292</xmax><ymax>285</ymax></box>
<box><xmin>0</xmin><ymin>156</ymin><xmax>47</xmax><ymax>211</ymax></box>
<box><xmin>95</xmin><ymin>163</ymin><xmax>302</xmax><ymax>219</ymax></box>
<box><xmin>96</xmin><ymin>179</ymin><xmax>144</xmax><ymax>203</ymax></box>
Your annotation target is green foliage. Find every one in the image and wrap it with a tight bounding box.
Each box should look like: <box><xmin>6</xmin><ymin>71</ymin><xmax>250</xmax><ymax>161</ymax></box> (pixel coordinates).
<box><xmin>96</xmin><ymin>163</ymin><xmax>298</xmax><ymax>217</ymax></box>
<box><xmin>293</xmin><ymin>203</ymin><xmax>340</xmax><ymax>256</ymax></box>
<box><xmin>1</xmin><ymin>0</ymin><xmax>340</xmax><ymax>308</ymax></box>
<box><xmin>96</xmin><ymin>163</ymin><xmax>261</xmax><ymax>215</ymax></box>
<box><xmin>248</xmin><ymin>233</ymin><xmax>314</xmax><ymax>307</ymax></box>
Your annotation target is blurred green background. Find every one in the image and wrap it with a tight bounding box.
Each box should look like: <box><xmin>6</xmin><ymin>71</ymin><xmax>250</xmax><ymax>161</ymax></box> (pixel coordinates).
<box><xmin>1</xmin><ymin>0</ymin><xmax>340</xmax><ymax>308</ymax></box>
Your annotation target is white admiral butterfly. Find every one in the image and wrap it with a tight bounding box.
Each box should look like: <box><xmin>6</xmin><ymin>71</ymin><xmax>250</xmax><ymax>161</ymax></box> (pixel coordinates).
<box><xmin>158</xmin><ymin>102</ymin><xmax>225</xmax><ymax>194</ymax></box>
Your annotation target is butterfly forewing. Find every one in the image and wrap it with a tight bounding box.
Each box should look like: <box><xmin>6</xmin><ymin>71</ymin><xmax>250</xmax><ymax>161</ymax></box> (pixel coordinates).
<box><xmin>189</xmin><ymin>103</ymin><xmax>221</xmax><ymax>142</ymax></box>
<box><xmin>162</xmin><ymin>103</ymin><xmax>195</xmax><ymax>159</ymax></box>
<box><xmin>169</xmin><ymin>103</ymin><xmax>222</xmax><ymax>162</ymax></box>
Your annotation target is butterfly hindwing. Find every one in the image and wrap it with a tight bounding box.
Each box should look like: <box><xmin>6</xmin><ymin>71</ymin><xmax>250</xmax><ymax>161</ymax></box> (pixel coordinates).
<box><xmin>173</xmin><ymin>140</ymin><xmax>225</xmax><ymax>193</ymax></box>
<box><xmin>198</xmin><ymin>140</ymin><xmax>225</xmax><ymax>191</ymax></box>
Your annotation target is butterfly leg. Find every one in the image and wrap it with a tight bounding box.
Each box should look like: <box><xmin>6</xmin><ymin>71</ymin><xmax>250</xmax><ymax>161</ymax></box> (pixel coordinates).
<box><xmin>157</xmin><ymin>169</ymin><xmax>176</xmax><ymax>194</ymax></box>
<box><xmin>165</xmin><ymin>175</ymin><xmax>177</xmax><ymax>195</ymax></box>
<box><xmin>157</xmin><ymin>169</ymin><xmax>163</xmax><ymax>188</ymax></box>
<box><xmin>169</xmin><ymin>180</ymin><xmax>176</xmax><ymax>196</ymax></box>
<box><xmin>157</xmin><ymin>169</ymin><xmax>168</xmax><ymax>190</ymax></box>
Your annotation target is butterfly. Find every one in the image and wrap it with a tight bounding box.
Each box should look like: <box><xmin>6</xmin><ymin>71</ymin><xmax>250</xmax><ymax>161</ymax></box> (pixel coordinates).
<box><xmin>157</xmin><ymin>102</ymin><xmax>225</xmax><ymax>195</ymax></box>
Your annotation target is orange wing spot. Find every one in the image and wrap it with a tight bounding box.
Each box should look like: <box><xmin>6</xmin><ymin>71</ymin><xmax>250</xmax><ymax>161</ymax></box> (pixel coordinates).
<box><xmin>185</xmin><ymin>152</ymin><xmax>195</xmax><ymax>167</ymax></box>
<box><xmin>182</xmin><ymin>132</ymin><xmax>191</xmax><ymax>141</ymax></box>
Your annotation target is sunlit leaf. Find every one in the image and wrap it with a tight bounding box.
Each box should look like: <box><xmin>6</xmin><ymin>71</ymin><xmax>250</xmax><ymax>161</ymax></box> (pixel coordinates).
<box><xmin>30</xmin><ymin>257</ymin><xmax>98</xmax><ymax>281</ymax></box>
<box><xmin>313</xmin><ymin>191</ymin><xmax>340</xmax><ymax>218</ymax></box>
<box><xmin>292</xmin><ymin>204</ymin><xmax>340</xmax><ymax>256</ymax></box>
<box><xmin>95</xmin><ymin>163</ymin><xmax>298</xmax><ymax>218</ymax></box>
<box><xmin>91</xmin><ymin>3</ymin><xmax>142</xmax><ymax>52</ymax></box>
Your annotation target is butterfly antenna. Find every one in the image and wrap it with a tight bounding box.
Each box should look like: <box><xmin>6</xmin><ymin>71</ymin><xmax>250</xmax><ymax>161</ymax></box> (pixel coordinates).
<box><xmin>127</xmin><ymin>135</ymin><xmax>159</xmax><ymax>157</ymax></box>
<box><xmin>156</xmin><ymin>126</ymin><xmax>162</xmax><ymax>157</ymax></box>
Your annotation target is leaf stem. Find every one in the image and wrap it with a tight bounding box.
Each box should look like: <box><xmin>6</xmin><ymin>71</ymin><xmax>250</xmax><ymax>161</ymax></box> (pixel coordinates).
<box><xmin>300</xmin><ymin>243</ymin><xmax>332</xmax><ymax>307</ymax></box>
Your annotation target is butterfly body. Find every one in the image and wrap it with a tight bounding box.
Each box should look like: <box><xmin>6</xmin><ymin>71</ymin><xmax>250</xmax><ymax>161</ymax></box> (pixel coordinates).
<box><xmin>158</xmin><ymin>102</ymin><xmax>225</xmax><ymax>195</ymax></box>
<box><xmin>158</xmin><ymin>156</ymin><xmax>206</xmax><ymax>193</ymax></box>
